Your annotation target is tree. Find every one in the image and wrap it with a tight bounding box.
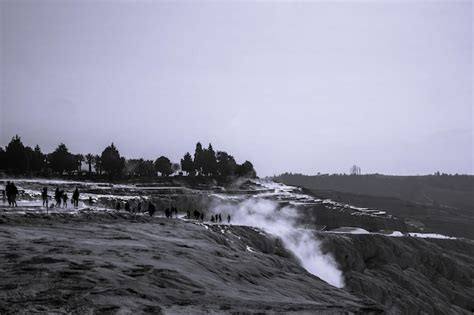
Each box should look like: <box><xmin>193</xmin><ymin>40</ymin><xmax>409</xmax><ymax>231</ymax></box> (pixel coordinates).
<box><xmin>138</xmin><ymin>159</ymin><xmax>155</xmax><ymax>177</ymax></box>
<box><xmin>101</xmin><ymin>143</ymin><xmax>125</xmax><ymax>176</ymax></box>
<box><xmin>194</xmin><ymin>142</ymin><xmax>204</xmax><ymax>175</ymax></box>
<box><xmin>180</xmin><ymin>152</ymin><xmax>194</xmax><ymax>175</ymax></box>
<box><xmin>85</xmin><ymin>154</ymin><xmax>94</xmax><ymax>173</ymax></box>
<box><xmin>75</xmin><ymin>154</ymin><xmax>84</xmax><ymax>172</ymax></box>
<box><xmin>202</xmin><ymin>143</ymin><xmax>217</xmax><ymax>176</ymax></box>
<box><xmin>236</xmin><ymin>161</ymin><xmax>256</xmax><ymax>178</ymax></box>
<box><xmin>4</xmin><ymin>135</ymin><xmax>28</xmax><ymax>174</ymax></box>
<box><xmin>350</xmin><ymin>165</ymin><xmax>361</xmax><ymax>175</ymax></box>
<box><xmin>94</xmin><ymin>155</ymin><xmax>102</xmax><ymax>175</ymax></box>
<box><xmin>216</xmin><ymin>151</ymin><xmax>237</xmax><ymax>177</ymax></box>
<box><xmin>48</xmin><ymin>143</ymin><xmax>76</xmax><ymax>174</ymax></box>
<box><xmin>154</xmin><ymin>156</ymin><xmax>172</xmax><ymax>176</ymax></box>
<box><xmin>0</xmin><ymin>147</ymin><xmax>6</xmax><ymax>171</ymax></box>
<box><xmin>29</xmin><ymin>145</ymin><xmax>46</xmax><ymax>173</ymax></box>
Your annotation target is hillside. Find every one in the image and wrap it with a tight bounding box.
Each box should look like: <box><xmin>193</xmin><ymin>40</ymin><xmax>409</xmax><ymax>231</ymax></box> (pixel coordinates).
<box><xmin>273</xmin><ymin>174</ymin><xmax>474</xmax><ymax>239</ymax></box>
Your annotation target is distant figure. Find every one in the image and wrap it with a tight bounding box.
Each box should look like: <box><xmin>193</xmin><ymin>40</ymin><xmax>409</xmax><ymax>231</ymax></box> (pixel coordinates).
<box><xmin>5</xmin><ymin>181</ymin><xmax>12</xmax><ymax>206</ymax></box>
<box><xmin>55</xmin><ymin>187</ymin><xmax>61</xmax><ymax>207</ymax></box>
<box><xmin>88</xmin><ymin>196</ymin><xmax>93</xmax><ymax>206</ymax></box>
<box><xmin>116</xmin><ymin>201</ymin><xmax>122</xmax><ymax>211</ymax></box>
<box><xmin>193</xmin><ymin>210</ymin><xmax>200</xmax><ymax>220</ymax></box>
<box><xmin>2</xmin><ymin>188</ymin><xmax>6</xmax><ymax>204</ymax></box>
<box><xmin>72</xmin><ymin>188</ymin><xmax>80</xmax><ymax>207</ymax></box>
<box><xmin>125</xmin><ymin>201</ymin><xmax>131</xmax><ymax>212</ymax></box>
<box><xmin>148</xmin><ymin>202</ymin><xmax>156</xmax><ymax>217</ymax></box>
<box><xmin>186</xmin><ymin>210</ymin><xmax>191</xmax><ymax>219</ymax></box>
<box><xmin>165</xmin><ymin>208</ymin><xmax>171</xmax><ymax>218</ymax></box>
<box><xmin>200</xmin><ymin>212</ymin><xmax>204</xmax><ymax>221</ymax></box>
<box><xmin>218</xmin><ymin>214</ymin><xmax>222</xmax><ymax>223</ymax></box>
<box><xmin>227</xmin><ymin>214</ymin><xmax>231</xmax><ymax>224</ymax></box>
<box><xmin>10</xmin><ymin>182</ymin><xmax>18</xmax><ymax>207</ymax></box>
<box><xmin>210</xmin><ymin>215</ymin><xmax>215</xmax><ymax>223</ymax></box>
<box><xmin>41</xmin><ymin>187</ymin><xmax>48</xmax><ymax>208</ymax></box>
<box><xmin>62</xmin><ymin>193</ymin><xmax>68</xmax><ymax>208</ymax></box>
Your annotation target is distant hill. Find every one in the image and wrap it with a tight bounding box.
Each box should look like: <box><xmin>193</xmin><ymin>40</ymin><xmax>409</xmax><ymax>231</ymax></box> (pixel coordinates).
<box><xmin>273</xmin><ymin>174</ymin><xmax>474</xmax><ymax>211</ymax></box>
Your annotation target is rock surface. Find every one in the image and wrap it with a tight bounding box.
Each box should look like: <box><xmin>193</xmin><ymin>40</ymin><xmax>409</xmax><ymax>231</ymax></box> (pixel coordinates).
<box><xmin>0</xmin><ymin>213</ymin><xmax>381</xmax><ymax>314</ymax></box>
<box><xmin>318</xmin><ymin>232</ymin><xmax>474</xmax><ymax>314</ymax></box>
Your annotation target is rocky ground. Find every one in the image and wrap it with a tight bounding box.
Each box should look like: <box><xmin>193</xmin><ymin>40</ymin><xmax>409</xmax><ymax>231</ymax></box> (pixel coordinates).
<box><xmin>0</xmin><ymin>212</ymin><xmax>381</xmax><ymax>314</ymax></box>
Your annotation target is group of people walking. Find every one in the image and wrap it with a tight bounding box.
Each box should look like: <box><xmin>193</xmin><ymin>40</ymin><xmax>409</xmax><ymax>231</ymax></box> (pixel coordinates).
<box><xmin>42</xmin><ymin>187</ymin><xmax>80</xmax><ymax>209</ymax></box>
<box><xmin>2</xmin><ymin>181</ymin><xmax>19</xmax><ymax>207</ymax></box>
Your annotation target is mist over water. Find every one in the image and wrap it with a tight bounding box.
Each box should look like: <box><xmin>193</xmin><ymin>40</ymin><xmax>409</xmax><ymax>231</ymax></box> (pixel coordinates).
<box><xmin>210</xmin><ymin>197</ymin><xmax>344</xmax><ymax>288</ymax></box>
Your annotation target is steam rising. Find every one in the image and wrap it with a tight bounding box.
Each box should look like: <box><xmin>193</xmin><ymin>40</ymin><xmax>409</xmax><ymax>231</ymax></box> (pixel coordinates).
<box><xmin>211</xmin><ymin>197</ymin><xmax>344</xmax><ymax>288</ymax></box>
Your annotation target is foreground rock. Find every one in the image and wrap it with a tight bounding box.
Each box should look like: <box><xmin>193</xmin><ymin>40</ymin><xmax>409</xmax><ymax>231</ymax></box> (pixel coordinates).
<box><xmin>319</xmin><ymin>232</ymin><xmax>474</xmax><ymax>314</ymax></box>
<box><xmin>0</xmin><ymin>212</ymin><xmax>380</xmax><ymax>314</ymax></box>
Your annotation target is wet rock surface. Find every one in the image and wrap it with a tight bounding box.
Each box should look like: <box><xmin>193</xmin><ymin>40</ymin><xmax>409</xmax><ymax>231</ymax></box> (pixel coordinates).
<box><xmin>318</xmin><ymin>232</ymin><xmax>474</xmax><ymax>314</ymax></box>
<box><xmin>0</xmin><ymin>213</ymin><xmax>381</xmax><ymax>314</ymax></box>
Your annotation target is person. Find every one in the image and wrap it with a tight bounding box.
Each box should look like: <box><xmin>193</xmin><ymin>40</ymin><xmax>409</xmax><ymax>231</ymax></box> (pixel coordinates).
<box><xmin>186</xmin><ymin>210</ymin><xmax>191</xmax><ymax>219</ymax></box>
<box><xmin>2</xmin><ymin>188</ymin><xmax>6</xmax><ymax>204</ymax></box>
<box><xmin>218</xmin><ymin>214</ymin><xmax>222</xmax><ymax>223</ymax></box>
<box><xmin>88</xmin><ymin>196</ymin><xmax>93</xmax><ymax>206</ymax></box>
<box><xmin>200</xmin><ymin>212</ymin><xmax>204</xmax><ymax>221</ymax></box>
<box><xmin>41</xmin><ymin>187</ymin><xmax>48</xmax><ymax>208</ymax></box>
<box><xmin>10</xmin><ymin>182</ymin><xmax>18</xmax><ymax>207</ymax></box>
<box><xmin>210</xmin><ymin>215</ymin><xmax>215</xmax><ymax>223</ymax></box>
<box><xmin>5</xmin><ymin>181</ymin><xmax>12</xmax><ymax>206</ymax></box>
<box><xmin>227</xmin><ymin>214</ymin><xmax>231</xmax><ymax>224</ymax></box>
<box><xmin>125</xmin><ymin>201</ymin><xmax>131</xmax><ymax>212</ymax></box>
<box><xmin>148</xmin><ymin>202</ymin><xmax>156</xmax><ymax>217</ymax></box>
<box><xmin>72</xmin><ymin>188</ymin><xmax>80</xmax><ymax>207</ymax></box>
<box><xmin>55</xmin><ymin>187</ymin><xmax>61</xmax><ymax>207</ymax></box>
<box><xmin>116</xmin><ymin>201</ymin><xmax>122</xmax><ymax>211</ymax></box>
<box><xmin>62</xmin><ymin>193</ymin><xmax>68</xmax><ymax>208</ymax></box>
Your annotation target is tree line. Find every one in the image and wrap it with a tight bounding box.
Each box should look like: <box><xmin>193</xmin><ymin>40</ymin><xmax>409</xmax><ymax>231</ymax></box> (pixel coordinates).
<box><xmin>0</xmin><ymin>135</ymin><xmax>256</xmax><ymax>179</ymax></box>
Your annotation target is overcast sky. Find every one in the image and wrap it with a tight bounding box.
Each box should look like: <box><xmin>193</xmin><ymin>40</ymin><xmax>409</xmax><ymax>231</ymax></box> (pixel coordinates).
<box><xmin>1</xmin><ymin>0</ymin><xmax>472</xmax><ymax>176</ymax></box>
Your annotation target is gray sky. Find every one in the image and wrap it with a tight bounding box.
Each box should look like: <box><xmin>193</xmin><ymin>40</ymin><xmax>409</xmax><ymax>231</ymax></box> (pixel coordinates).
<box><xmin>1</xmin><ymin>0</ymin><xmax>472</xmax><ymax>176</ymax></box>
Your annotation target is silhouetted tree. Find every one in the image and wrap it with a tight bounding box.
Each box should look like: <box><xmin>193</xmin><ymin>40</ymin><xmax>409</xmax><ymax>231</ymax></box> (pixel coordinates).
<box><xmin>94</xmin><ymin>155</ymin><xmax>102</xmax><ymax>175</ymax></box>
<box><xmin>181</xmin><ymin>152</ymin><xmax>194</xmax><ymax>175</ymax></box>
<box><xmin>194</xmin><ymin>142</ymin><xmax>204</xmax><ymax>175</ymax></box>
<box><xmin>101</xmin><ymin>143</ymin><xmax>125</xmax><ymax>176</ymax></box>
<box><xmin>0</xmin><ymin>147</ymin><xmax>6</xmax><ymax>171</ymax></box>
<box><xmin>202</xmin><ymin>143</ymin><xmax>217</xmax><ymax>176</ymax></box>
<box><xmin>236</xmin><ymin>161</ymin><xmax>256</xmax><ymax>178</ymax></box>
<box><xmin>48</xmin><ymin>143</ymin><xmax>76</xmax><ymax>174</ymax></box>
<box><xmin>4</xmin><ymin>135</ymin><xmax>28</xmax><ymax>174</ymax></box>
<box><xmin>154</xmin><ymin>156</ymin><xmax>172</xmax><ymax>176</ymax></box>
<box><xmin>216</xmin><ymin>151</ymin><xmax>237</xmax><ymax>177</ymax></box>
<box><xmin>75</xmin><ymin>154</ymin><xmax>84</xmax><ymax>172</ymax></box>
<box><xmin>85</xmin><ymin>154</ymin><xmax>94</xmax><ymax>173</ymax></box>
<box><xmin>29</xmin><ymin>145</ymin><xmax>46</xmax><ymax>172</ymax></box>
<box><xmin>138</xmin><ymin>159</ymin><xmax>155</xmax><ymax>177</ymax></box>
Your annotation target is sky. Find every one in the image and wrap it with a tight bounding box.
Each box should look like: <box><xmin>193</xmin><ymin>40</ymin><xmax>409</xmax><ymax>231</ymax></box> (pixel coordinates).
<box><xmin>0</xmin><ymin>0</ymin><xmax>472</xmax><ymax>176</ymax></box>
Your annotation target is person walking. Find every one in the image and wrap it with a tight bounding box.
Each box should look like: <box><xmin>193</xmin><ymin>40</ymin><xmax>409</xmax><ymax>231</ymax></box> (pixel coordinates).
<box><xmin>41</xmin><ymin>187</ymin><xmax>48</xmax><ymax>208</ymax></box>
<box><xmin>10</xmin><ymin>182</ymin><xmax>18</xmax><ymax>207</ymax></box>
<box><xmin>72</xmin><ymin>188</ymin><xmax>80</xmax><ymax>207</ymax></box>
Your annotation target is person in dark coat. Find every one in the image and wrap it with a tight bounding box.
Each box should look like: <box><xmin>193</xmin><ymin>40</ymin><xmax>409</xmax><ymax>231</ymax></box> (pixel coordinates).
<box><xmin>55</xmin><ymin>187</ymin><xmax>61</xmax><ymax>207</ymax></box>
<box><xmin>62</xmin><ymin>192</ymin><xmax>68</xmax><ymax>208</ymax></box>
<box><xmin>148</xmin><ymin>202</ymin><xmax>156</xmax><ymax>217</ymax></box>
<box><xmin>227</xmin><ymin>214</ymin><xmax>231</xmax><ymax>224</ymax></box>
<box><xmin>41</xmin><ymin>187</ymin><xmax>48</xmax><ymax>208</ymax></box>
<box><xmin>72</xmin><ymin>188</ymin><xmax>80</xmax><ymax>207</ymax></box>
<box><xmin>10</xmin><ymin>182</ymin><xmax>18</xmax><ymax>207</ymax></box>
